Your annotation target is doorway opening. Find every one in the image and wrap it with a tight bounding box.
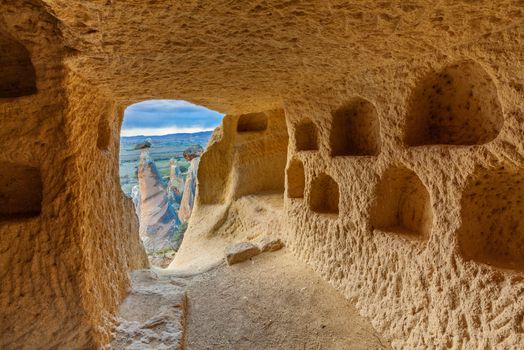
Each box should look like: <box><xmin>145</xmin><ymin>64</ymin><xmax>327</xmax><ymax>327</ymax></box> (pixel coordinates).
<box><xmin>119</xmin><ymin>100</ymin><xmax>223</xmax><ymax>267</ymax></box>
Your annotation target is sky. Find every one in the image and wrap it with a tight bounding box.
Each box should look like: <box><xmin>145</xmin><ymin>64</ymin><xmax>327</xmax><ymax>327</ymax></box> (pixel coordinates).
<box><xmin>121</xmin><ymin>100</ymin><xmax>224</xmax><ymax>137</ymax></box>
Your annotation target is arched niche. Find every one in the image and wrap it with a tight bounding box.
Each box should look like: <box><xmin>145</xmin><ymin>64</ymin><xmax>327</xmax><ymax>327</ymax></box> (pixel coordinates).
<box><xmin>0</xmin><ymin>31</ymin><xmax>37</xmax><ymax>98</ymax></box>
<box><xmin>330</xmin><ymin>97</ymin><xmax>381</xmax><ymax>157</ymax></box>
<box><xmin>404</xmin><ymin>60</ymin><xmax>503</xmax><ymax>146</ymax></box>
<box><xmin>370</xmin><ymin>166</ymin><xmax>432</xmax><ymax>239</ymax></box>
<box><xmin>457</xmin><ymin>167</ymin><xmax>524</xmax><ymax>272</ymax></box>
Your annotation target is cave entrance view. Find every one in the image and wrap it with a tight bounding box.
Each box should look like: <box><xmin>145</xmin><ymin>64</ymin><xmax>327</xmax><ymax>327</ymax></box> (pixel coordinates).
<box><xmin>6</xmin><ymin>2</ymin><xmax>524</xmax><ymax>350</ymax></box>
<box><xmin>118</xmin><ymin>100</ymin><xmax>223</xmax><ymax>268</ymax></box>
<box><xmin>112</xmin><ymin>104</ymin><xmax>388</xmax><ymax>349</ymax></box>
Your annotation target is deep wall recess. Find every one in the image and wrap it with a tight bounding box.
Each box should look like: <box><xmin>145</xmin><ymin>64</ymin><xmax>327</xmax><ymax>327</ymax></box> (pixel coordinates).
<box><xmin>97</xmin><ymin>113</ymin><xmax>111</xmax><ymax>151</ymax></box>
<box><xmin>295</xmin><ymin>119</ymin><xmax>319</xmax><ymax>151</ymax></box>
<box><xmin>0</xmin><ymin>30</ymin><xmax>37</xmax><ymax>98</ymax></box>
<box><xmin>237</xmin><ymin>112</ymin><xmax>268</xmax><ymax>133</ymax></box>
<box><xmin>458</xmin><ymin>167</ymin><xmax>524</xmax><ymax>271</ymax></box>
<box><xmin>309</xmin><ymin>173</ymin><xmax>339</xmax><ymax>215</ymax></box>
<box><xmin>330</xmin><ymin>97</ymin><xmax>381</xmax><ymax>156</ymax></box>
<box><xmin>404</xmin><ymin>60</ymin><xmax>503</xmax><ymax>146</ymax></box>
<box><xmin>287</xmin><ymin>158</ymin><xmax>305</xmax><ymax>199</ymax></box>
<box><xmin>0</xmin><ymin>162</ymin><xmax>42</xmax><ymax>219</ymax></box>
<box><xmin>370</xmin><ymin>166</ymin><xmax>432</xmax><ymax>239</ymax></box>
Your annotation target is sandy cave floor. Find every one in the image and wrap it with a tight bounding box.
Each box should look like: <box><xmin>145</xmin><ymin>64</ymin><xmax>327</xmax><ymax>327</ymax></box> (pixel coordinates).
<box><xmin>112</xmin><ymin>249</ymin><xmax>390</xmax><ymax>349</ymax></box>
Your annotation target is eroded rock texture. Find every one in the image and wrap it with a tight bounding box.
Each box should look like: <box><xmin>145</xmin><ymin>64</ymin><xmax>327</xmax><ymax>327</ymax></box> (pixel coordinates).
<box><xmin>0</xmin><ymin>2</ymin><xmax>148</xmax><ymax>349</ymax></box>
<box><xmin>2</xmin><ymin>0</ymin><xmax>524</xmax><ymax>349</ymax></box>
<box><xmin>178</xmin><ymin>157</ymin><xmax>199</xmax><ymax>224</ymax></box>
<box><xmin>136</xmin><ymin>151</ymin><xmax>180</xmax><ymax>252</ymax></box>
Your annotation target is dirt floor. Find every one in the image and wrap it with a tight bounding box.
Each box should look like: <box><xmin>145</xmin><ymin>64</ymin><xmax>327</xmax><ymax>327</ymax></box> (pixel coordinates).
<box><xmin>177</xmin><ymin>249</ymin><xmax>390</xmax><ymax>350</ymax></box>
<box><xmin>110</xmin><ymin>270</ymin><xmax>187</xmax><ymax>350</ymax></box>
<box><xmin>112</xmin><ymin>248</ymin><xmax>390</xmax><ymax>349</ymax></box>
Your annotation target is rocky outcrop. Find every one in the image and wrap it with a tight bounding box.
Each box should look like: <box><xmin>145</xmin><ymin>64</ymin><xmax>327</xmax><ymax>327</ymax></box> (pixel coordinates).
<box><xmin>256</xmin><ymin>236</ymin><xmax>284</xmax><ymax>253</ymax></box>
<box><xmin>182</xmin><ymin>144</ymin><xmax>203</xmax><ymax>161</ymax></box>
<box><xmin>178</xmin><ymin>157</ymin><xmax>200</xmax><ymax>223</ymax></box>
<box><xmin>136</xmin><ymin>151</ymin><xmax>181</xmax><ymax>252</ymax></box>
<box><xmin>169</xmin><ymin>158</ymin><xmax>183</xmax><ymax>188</ymax></box>
<box><xmin>134</xmin><ymin>139</ymin><xmax>151</xmax><ymax>150</ymax></box>
<box><xmin>167</xmin><ymin>158</ymin><xmax>183</xmax><ymax>206</ymax></box>
<box><xmin>225</xmin><ymin>242</ymin><xmax>260</xmax><ymax>265</ymax></box>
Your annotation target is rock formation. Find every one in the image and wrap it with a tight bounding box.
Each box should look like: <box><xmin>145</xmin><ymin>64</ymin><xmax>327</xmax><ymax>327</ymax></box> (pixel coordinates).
<box><xmin>136</xmin><ymin>151</ymin><xmax>181</xmax><ymax>252</ymax></box>
<box><xmin>225</xmin><ymin>242</ymin><xmax>260</xmax><ymax>265</ymax></box>
<box><xmin>182</xmin><ymin>144</ymin><xmax>203</xmax><ymax>161</ymax></box>
<box><xmin>178</xmin><ymin>156</ymin><xmax>200</xmax><ymax>224</ymax></box>
<box><xmin>167</xmin><ymin>158</ymin><xmax>183</xmax><ymax>207</ymax></box>
<box><xmin>2</xmin><ymin>1</ymin><xmax>524</xmax><ymax>349</ymax></box>
<box><xmin>133</xmin><ymin>139</ymin><xmax>152</xmax><ymax>150</ymax></box>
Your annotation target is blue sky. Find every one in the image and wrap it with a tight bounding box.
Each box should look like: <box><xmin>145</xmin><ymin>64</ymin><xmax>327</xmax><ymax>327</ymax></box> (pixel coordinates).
<box><xmin>121</xmin><ymin>100</ymin><xmax>224</xmax><ymax>136</ymax></box>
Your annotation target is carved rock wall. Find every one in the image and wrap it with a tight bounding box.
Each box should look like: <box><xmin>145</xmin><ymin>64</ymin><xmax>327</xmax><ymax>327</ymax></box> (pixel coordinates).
<box><xmin>0</xmin><ymin>2</ymin><xmax>147</xmax><ymax>348</ymax></box>
<box><xmin>283</xmin><ymin>57</ymin><xmax>524</xmax><ymax>348</ymax></box>
<box><xmin>2</xmin><ymin>0</ymin><xmax>524</xmax><ymax>349</ymax></box>
<box><xmin>64</xmin><ymin>69</ymin><xmax>149</xmax><ymax>346</ymax></box>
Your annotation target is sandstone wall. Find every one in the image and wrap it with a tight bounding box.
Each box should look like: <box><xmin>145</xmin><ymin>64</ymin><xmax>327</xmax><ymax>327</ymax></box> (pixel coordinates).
<box><xmin>231</xmin><ymin>109</ymin><xmax>289</xmax><ymax>199</ymax></box>
<box><xmin>0</xmin><ymin>3</ymin><xmax>90</xmax><ymax>348</ymax></box>
<box><xmin>196</xmin><ymin>110</ymin><xmax>288</xmax><ymax>206</ymax></box>
<box><xmin>64</xmin><ymin>70</ymin><xmax>149</xmax><ymax>346</ymax></box>
<box><xmin>172</xmin><ymin>110</ymin><xmax>289</xmax><ymax>270</ymax></box>
<box><xmin>0</xmin><ymin>2</ymin><xmax>147</xmax><ymax>348</ymax></box>
<box><xmin>283</xmin><ymin>57</ymin><xmax>524</xmax><ymax>348</ymax></box>
<box><xmin>183</xmin><ymin>55</ymin><xmax>524</xmax><ymax>348</ymax></box>
<box><xmin>2</xmin><ymin>0</ymin><xmax>524</xmax><ymax>349</ymax></box>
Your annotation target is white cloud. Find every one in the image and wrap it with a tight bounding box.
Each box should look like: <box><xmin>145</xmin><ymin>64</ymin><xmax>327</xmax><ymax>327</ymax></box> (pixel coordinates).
<box><xmin>120</xmin><ymin>126</ymin><xmax>215</xmax><ymax>137</ymax></box>
<box><xmin>127</xmin><ymin>99</ymin><xmax>194</xmax><ymax>111</ymax></box>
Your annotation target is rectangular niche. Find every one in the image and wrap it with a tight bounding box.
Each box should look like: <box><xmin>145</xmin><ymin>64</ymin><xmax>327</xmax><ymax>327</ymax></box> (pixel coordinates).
<box><xmin>287</xmin><ymin>159</ymin><xmax>305</xmax><ymax>198</ymax></box>
<box><xmin>295</xmin><ymin>119</ymin><xmax>318</xmax><ymax>151</ymax></box>
<box><xmin>0</xmin><ymin>162</ymin><xmax>42</xmax><ymax>219</ymax></box>
<box><xmin>309</xmin><ymin>173</ymin><xmax>339</xmax><ymax>216</ymax></box>
<box><xmin>237</xmin><ymin>112</ymin><xmax>268</xmax><ymax>133</ymax></box>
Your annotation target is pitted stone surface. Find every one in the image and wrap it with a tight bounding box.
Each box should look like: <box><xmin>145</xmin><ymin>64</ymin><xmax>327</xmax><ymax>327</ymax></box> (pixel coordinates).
<box><xmin>2</xmin><ymin>1</ymin><xmax>524</xmax><ymax>349</ymax></box>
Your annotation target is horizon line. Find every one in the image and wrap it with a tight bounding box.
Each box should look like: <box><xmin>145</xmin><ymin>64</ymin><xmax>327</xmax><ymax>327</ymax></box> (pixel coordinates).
<box><xmin>121</xmin><ymin>127</ymin><xmax>216</xmax><ymax>137</ymax></box>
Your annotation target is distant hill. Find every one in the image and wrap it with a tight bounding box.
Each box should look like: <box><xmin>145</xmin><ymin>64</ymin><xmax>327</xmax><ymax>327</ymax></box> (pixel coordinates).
<box><xmin>121</xmin><ymin>130</ymin><xmax>213</xmax><ymax>143</ymax></box>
